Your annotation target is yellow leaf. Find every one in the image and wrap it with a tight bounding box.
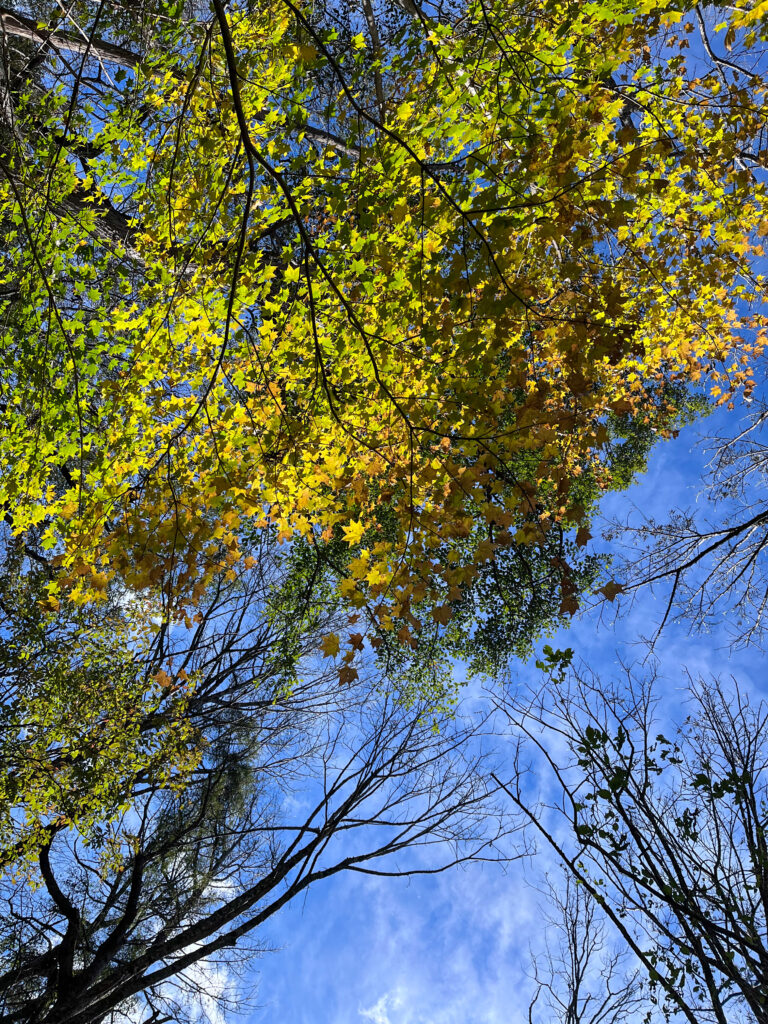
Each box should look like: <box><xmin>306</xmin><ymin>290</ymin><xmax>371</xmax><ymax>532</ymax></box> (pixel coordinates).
<box><xmin>343</xmin><ymin>520</ymin><xmax>365</xmax><ymax>546</ymax></box>
<box><xmin>365</xmin><ymin>565</ymin><xmax>387</xmax><ymax>586</ymax></box>
<box><xmin>321</xmin><ymin>633</ymin><xmax>340</xmax><ymax>658</ymax></box>
<box><xmin>393</xmin><ymin>201</ymin><xmax>409</xmax><ymax>224</ymax></box>
<box><xmin>349</xmin><ymin>552</ymin><xmax>370</xmax><ymax>578</ymax></box>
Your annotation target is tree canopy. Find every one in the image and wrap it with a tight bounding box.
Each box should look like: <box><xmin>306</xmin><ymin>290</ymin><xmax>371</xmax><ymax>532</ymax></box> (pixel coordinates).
<box><xmin>1</xmin><ymin>0</ymin><xmax>765</xmax><ymax>659</ymax></box>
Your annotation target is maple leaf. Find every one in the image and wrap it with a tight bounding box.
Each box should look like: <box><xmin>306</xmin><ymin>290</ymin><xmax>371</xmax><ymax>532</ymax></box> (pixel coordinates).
<box><xmin>320</xmin><ymin>633</ymin><xmax>340</xmax><ymax>658</ymax></box>
<box><xmin>338</xmin><ymin>665</ymin><xmax>359</xmax><ymax>686</ymax></box>
<box><xmin>349</xmin><ymin>553</ymin><xmax>370</xmax><ymax>578</ymax></box>
<box><xmin>431</xmin><ymin>605</ymin><xmax>452</xmax><ymax>626</ymax></box>
<box><xmin>559</xmin><ymin>595</ymin><xmax>579</xmax><ymax>616</ymax></box>
<box><xmin>475</xmin><ymin>540</ymin><xmax>497</xmax><ymax>563</ymax></box>
<box><xmin>342</xmin><ymin>520</ymin><xmax>365</xmax><ymax>546</ymax></box>
<box><xmin>397</xmin><ymin>623</ymin><xmax>416</xmax><ymax>648</ymax></box>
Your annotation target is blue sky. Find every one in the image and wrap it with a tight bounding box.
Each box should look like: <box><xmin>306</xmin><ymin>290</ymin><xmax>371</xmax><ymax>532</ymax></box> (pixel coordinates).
<box><xmin>239</xmin><ymin>400</ymin><xmax>767</xmax><ymax>1024</ymax></box>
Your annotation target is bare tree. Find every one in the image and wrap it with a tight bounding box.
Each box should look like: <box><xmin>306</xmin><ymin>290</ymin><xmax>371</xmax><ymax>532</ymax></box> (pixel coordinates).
<box><xmin>605</xmin><ymin>400</ymin><xmax>768</xmax><ymax>648</ymax></box>
<box><xmin>495</xmin><ymin>668</ymin><xmax>768</xmax><ymax>1024</ymax></box>
<box><xmin>528</xmin><ymin>874</ymin><xmax>647</xmax><ymax>1024</ymax></box>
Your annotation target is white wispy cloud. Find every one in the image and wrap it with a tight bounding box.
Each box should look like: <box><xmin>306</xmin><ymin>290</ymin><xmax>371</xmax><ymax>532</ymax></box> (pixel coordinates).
<box><xmin>359</xmin><ymin>991</ymin><xmax>404</xmax><ymax>1024</ymax></box>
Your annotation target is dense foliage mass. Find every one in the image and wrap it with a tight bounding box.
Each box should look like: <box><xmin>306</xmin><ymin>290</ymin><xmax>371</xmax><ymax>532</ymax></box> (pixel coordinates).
<box><xmin>1</xmin><ymin>0</ymin><xmax>765</xmax><ymax>642</ymax></box>
<box><xmin>0</xmin><ymin>0</ymin><xmax>766</xmax><ymax>1019</ymax></box>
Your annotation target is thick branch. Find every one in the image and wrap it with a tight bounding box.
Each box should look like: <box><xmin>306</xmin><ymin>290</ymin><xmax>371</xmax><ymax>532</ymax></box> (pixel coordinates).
<box><xmin>0</xmin><ymin>6</ymin><xmax>140</xmax><ymax>69</ymax></box>
<box><xmin>39</xmin><ymin>841</ymin><xmax>81</xmax><ymax>992</ymax></box>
